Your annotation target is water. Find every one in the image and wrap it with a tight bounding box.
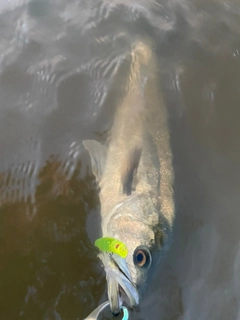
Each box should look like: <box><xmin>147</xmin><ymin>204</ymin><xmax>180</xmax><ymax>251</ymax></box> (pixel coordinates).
<box><xmin>0</xmin><ymin>0</ymin><xmax>240</xmax><ymax>319</ymax></box>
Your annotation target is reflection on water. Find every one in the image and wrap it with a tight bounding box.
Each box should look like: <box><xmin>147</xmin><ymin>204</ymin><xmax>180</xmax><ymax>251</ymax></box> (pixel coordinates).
<box><xmin>0</xmin><ymin>159</ymin><xmax>104</xmax><ymax>319</ymax></box>
<box><xmin>0</xmin><ymin>0</ymin><xmax>240</xmax><ymax>319</ymax></box>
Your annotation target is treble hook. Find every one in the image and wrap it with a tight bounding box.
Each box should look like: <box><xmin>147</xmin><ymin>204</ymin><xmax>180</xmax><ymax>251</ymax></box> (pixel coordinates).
<box><xmin>84</xmin><ymin>301</ymin><xmax>129</xmax><ymax>320</ymax></box>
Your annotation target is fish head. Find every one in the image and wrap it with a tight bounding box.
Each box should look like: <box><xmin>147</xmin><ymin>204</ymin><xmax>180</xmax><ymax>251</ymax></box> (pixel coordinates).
<box><xmin>101</xmin><ymin>196</ymin><xmax>165</xmax><ymax>315</ymax></box>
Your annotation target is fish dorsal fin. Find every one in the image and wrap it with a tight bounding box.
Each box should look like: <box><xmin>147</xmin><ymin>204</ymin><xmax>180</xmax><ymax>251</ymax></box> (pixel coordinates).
<box><xmin>83</xmin><ymin>140</ymin><xmax>107</xmax><ymax>181</ymax></box>
<box><xmin>121</xmin><ymin>147</ymin><xmax>142</xmax><ymax>196</ymax></box>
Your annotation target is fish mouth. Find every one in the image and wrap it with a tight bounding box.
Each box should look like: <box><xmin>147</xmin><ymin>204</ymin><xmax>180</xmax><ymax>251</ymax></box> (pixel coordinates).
<box><xmin>101</xmin><ymin>253</ymin><xmax>139</xmax><ymax>315</ymax></box>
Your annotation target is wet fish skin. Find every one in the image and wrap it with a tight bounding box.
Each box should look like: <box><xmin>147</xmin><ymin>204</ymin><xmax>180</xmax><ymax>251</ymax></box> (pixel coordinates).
<box><xmin>83</xmin><ymin>39</ymin><xmax>174</xmax><ymax>313</ymax></box>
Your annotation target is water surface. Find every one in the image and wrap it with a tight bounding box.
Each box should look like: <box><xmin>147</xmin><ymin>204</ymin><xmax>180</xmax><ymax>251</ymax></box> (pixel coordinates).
<box><xmin>0</xmin><ymin>0</ymin><xmax>240</xmax><ymax>319</ymax></box>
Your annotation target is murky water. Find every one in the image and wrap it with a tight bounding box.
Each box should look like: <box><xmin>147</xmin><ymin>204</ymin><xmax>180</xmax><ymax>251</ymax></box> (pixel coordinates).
<box><xmin>0</xmin><ymin>0</ymin><xmax>240</xmax><ymax>319</ymax></box>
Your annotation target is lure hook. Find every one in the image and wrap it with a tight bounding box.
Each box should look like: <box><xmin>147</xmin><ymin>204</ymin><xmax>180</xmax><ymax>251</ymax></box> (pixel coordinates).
<box><xmin>84</xmin><ymin>301</ymin><xmax>129</xmax><ymax>320</ymax></box>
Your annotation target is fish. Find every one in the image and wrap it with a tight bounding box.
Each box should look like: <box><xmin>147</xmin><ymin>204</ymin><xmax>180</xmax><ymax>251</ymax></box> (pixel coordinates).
<box><xmin>83</xmin><ymin>39</ymin><xmax>175</xmax><ymax>315</ymax></box>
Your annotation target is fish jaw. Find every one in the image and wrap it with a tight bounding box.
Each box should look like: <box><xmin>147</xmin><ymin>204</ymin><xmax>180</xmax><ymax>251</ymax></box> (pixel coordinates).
<box><xmin>100</xmin><ymin>252</ymin><xmax>139</xmax><ymax>315</ymax></box>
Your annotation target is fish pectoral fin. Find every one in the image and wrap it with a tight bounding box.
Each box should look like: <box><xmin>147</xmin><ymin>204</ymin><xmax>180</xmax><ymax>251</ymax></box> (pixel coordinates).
<box><xmin>121</xmin><ymin>147</ymin><xmax>142</xmax><ymax>196</ymax></box>
<box><xmin>83</xmin><ymin>139</ymin><xmax>107</xmax><ymax>181</ymax></box>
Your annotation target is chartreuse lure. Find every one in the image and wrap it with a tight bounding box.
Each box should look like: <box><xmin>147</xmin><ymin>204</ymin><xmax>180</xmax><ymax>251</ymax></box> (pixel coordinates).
<box><xmin>94</xmin><ymin>237</ymin><xmax>128</xmax><ymax>258</ymax></box>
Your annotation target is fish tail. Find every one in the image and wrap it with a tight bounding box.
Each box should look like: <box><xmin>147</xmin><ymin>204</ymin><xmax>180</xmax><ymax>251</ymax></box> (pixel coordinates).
<box><xmin>129</xmin><ymin>39</ymin><xmax>156</xmax><ymax>89</ymax></box>
<box><xmin>131</xmin><ymin>40</ymin><xmax>153</xmax><ymax>67</ymax></box>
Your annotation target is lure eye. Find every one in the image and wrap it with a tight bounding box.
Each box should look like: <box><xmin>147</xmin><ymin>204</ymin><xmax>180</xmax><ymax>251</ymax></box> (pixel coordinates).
<box><xmin>114</xmin><ymin>242</ymin><xmax>128</xmax><ymax>258</ymax></box>
<box><xmin>133</xmin><ymin>246</ymin><xmax>151</xmax><ymax>268</ymax></box>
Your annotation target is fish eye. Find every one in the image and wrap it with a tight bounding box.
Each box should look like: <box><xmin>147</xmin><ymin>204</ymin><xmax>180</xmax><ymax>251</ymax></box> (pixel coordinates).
<box><xmin>133</xmin><ymin>246</ymin><xmax>151</xmax><ymax>268</ymax></box>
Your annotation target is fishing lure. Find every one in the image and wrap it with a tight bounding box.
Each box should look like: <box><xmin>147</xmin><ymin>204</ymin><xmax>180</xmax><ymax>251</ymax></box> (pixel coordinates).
<box><xmin>95</xmin><ymin>237</ymin><xmax>128</xmax><ymax>258</ymax></box>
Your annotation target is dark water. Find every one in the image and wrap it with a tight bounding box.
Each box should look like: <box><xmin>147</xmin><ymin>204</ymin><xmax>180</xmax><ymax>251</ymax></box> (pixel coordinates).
<box><xmin>0</xmin><ymin>0</ymin><xmax>240</xmax><ymax>319</ymax></box>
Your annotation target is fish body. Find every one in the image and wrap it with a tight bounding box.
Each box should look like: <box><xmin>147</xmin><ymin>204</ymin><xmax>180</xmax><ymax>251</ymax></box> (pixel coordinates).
<box><xmin>83</xmin><ymin>40</ymin><xmax>174</xmax><ymax>314</ymax></box>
